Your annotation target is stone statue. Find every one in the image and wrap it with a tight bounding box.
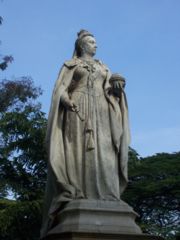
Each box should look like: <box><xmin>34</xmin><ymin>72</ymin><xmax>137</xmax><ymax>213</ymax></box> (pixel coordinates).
<box><xmin>41</xmin><ymin>30</ymin><xmax>131</xmax><ymax>239</ymax></box>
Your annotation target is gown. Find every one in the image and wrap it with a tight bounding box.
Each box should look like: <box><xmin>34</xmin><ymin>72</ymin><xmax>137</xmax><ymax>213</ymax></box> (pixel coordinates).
<box><xmin>63</xmin><ymin>59</ymin><xmax>121</xmax><ymax>200</ymax></box>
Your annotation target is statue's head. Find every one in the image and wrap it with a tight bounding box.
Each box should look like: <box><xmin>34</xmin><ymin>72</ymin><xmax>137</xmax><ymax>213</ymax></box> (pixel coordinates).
<box><xmin>73</xmin><ymin>29</ymin><xmax>97</xmax><ymax>57</ymax></box>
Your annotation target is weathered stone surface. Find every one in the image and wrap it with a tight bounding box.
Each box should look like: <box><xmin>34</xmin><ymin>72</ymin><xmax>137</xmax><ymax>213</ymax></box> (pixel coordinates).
<box><xmin>43</xmin><ymin>200</ymin><xmax>165</xmax><ymax>239</ymax></box>
<box><xmin>45</xmin><ymin>232</ymin><xmax>163</xmax><ymax>240</ymax></box>
<box><xmin>44</xmin><ymin>200</ymin><xmax>143</xmax><ymax>239</ymax></box>
<box><xmin>41</xmin><ymin>30</ymin><xmax>131</xmax><ymax>239</ymax></box>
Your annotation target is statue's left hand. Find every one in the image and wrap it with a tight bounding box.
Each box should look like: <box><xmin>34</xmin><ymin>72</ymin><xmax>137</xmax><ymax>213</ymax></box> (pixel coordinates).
<box><xmin>110</xmin><ymin>80</ymin><xmax>124</xmax><ymax>98</ymax></box>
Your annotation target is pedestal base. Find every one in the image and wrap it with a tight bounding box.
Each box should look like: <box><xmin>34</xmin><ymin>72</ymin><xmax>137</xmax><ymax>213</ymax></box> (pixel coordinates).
<box><xmin>45</xmin><ymin>232</ymin><xmax>164</xmax><ymax>240</ymax></box>
<box><xmin>44</xmin><ymin>200</ymin><xmax>163</xmax><ymax>240</ymax></box>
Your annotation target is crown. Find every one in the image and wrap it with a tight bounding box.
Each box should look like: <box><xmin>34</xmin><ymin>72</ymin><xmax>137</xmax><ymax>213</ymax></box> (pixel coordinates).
<box><xmin>77</xmin><ymin>29</ymin><xmax>94</xmax><ymax>40</ymax></box>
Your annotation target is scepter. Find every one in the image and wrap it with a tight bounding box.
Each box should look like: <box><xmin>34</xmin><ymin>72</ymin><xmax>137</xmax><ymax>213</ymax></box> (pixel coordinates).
<box><xmin>72</xmin><ymin>105</ymin><xmax>85</xmax><ymax>121</ymax></box>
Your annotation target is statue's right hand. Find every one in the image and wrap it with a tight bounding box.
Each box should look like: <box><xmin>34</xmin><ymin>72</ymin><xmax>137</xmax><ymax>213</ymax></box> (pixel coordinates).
<box><xmin>62</xmin><ymin>99</ymin><xmax>78</xmax><ymax>112</ymax></box>
<box><xmin>68</xmin><ymin>101</ymin><xmax>79</xmax><ymax>112</ymax></box>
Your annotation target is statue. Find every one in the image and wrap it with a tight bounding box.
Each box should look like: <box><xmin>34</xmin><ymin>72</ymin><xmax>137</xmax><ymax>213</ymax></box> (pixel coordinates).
<box><xmin>41</xmin><ymin>30</ymin><xmax>131</xmax><ymax>239</ymax></box>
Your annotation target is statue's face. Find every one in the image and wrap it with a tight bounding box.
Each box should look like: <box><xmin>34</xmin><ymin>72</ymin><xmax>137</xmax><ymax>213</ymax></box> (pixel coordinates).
<box><xmin>81</xmin><ymin>36</ymin><xmax>97</xmax><ymax>57</ymax></box>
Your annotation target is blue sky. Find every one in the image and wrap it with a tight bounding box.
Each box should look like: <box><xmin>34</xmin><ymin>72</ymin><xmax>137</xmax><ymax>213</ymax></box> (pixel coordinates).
<box><xmin>1</xmin><ymin>0</ymin><xmax>180</xmax><ymax>157</ymax></box>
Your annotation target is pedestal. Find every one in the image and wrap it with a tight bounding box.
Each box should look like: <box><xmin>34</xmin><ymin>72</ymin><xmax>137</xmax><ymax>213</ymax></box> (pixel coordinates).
<box><xmin>46</xmin><ymin>232</ymin><xmax>164</xmax><ymax>240</ymax></box>
<box><xmin>44</xmin><ymin>200</ymin><xmax>163</xmax><ymax>240</ymax></box>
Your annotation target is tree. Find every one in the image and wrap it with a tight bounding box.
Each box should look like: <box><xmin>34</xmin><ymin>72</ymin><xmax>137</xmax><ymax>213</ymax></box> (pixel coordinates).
<box><xmin>0</xmin><ymin>78</ymin><xmax>47</xmax><ymax>240</ymax></box>
<box><xmin>0</xmin><ymin>7</ymin><xmax>46</xmax><ymax>238</ymax></box>
<box><xmin>0</xmin><ymin>198</ymin><xmax>43</xmax><ymax>240</ymax></box>
<box><xmin>123</xmin><ymin>151</ymin><xmax>180</xmax><ymax>240</ymax></box>
<box><xmin>0</xmin><ymin>78</ymin><xmax>47</xmax><ymax>200</ymax></box>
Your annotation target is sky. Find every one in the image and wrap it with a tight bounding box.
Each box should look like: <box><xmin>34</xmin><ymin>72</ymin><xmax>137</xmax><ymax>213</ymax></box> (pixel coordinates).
<box><xmin>1</xmin><ymin>0</ymin><xmax>180</xmax><ymax>157</ymax></box>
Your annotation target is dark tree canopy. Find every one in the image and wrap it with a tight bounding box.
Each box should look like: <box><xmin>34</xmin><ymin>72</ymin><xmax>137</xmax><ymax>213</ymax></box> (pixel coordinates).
<box><xmin>0</xmin><ymin>199</ymin><xmax>43</xmax><ymax>240</ymax></box>
<box><xmin>0</xmin><ymin>78</ymin><xmax>42</xmax><ymax>112</ymax></box>
<box><xmin>0</xmin><ymin>9</ymin><xmax>46</xmax><ymax>238</ymax></box>
<box><xmin>0</xmin><ymin>78</ymin><xmax>47</xmax><ymax>200</ymax></box>
<box><xmin>123</xmin><ymin>151</ymin><xmax>180</xmax><ymax>239</ymax></box>
<box><xmin>0</xmin><ymin>78</ymin><xmax>47</xmax><ymax>240</ymax></box>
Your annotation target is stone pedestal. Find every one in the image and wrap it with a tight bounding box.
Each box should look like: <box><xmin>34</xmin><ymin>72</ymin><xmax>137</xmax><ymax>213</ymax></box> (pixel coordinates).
<box><xmin>46</xmin><ymin>232</ymin><xmax>164</xmax><ymax>240</ymax></box>
<box><xmin>44</xmin><ymin>200</ymin><xmax>163</xmax><ymax>240</ymax></box>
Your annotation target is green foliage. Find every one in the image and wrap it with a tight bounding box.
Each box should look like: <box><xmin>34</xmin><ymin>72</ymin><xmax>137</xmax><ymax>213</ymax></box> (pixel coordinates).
<box><xmin>0</xmin><ymin>199</ymin><xmax>43</xmax><ymax>240</ymax></box>
<box><xmin>0</xmin><ymin>78</ymin><xmax>47</xmax><ymax>200</ymax></box>
<box><xmin>124</xmin><ymin>151</ymin><xmax>180</xmax><ymax>240</ymax></box>
<box><xmin>0</xmin><ymin>11</ymin><xmax>46</xmax><ymax>238</ymax></box>
<box><xmin>0</xmin><ymin>78</ymin><xmax>42</xmax><ymax>112</ymax></box>
<box><xmin>0</xmin><ymin>77</ymin><xmax>47</xmax><ymax>240</ymax></box>
<box><xmin>0</xmin><ymin>78</ymin><xmax>47</xmax><ymax>239</ymax></box>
